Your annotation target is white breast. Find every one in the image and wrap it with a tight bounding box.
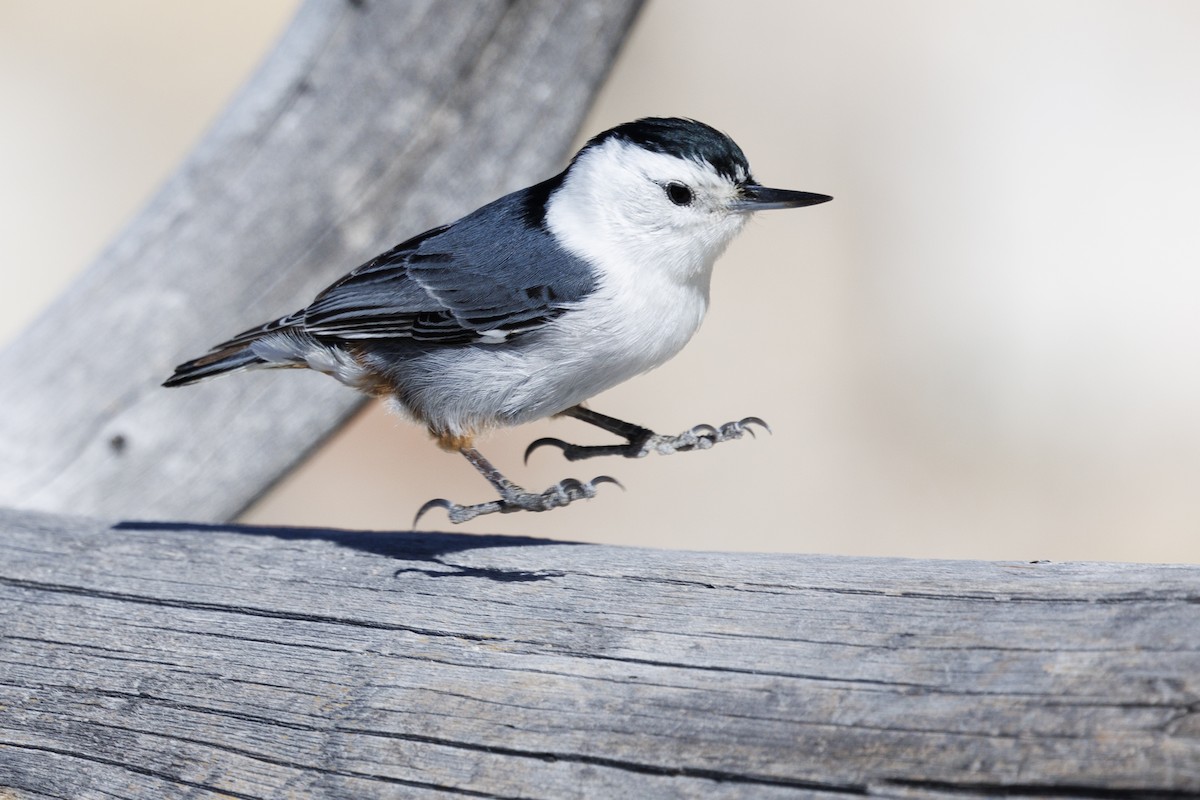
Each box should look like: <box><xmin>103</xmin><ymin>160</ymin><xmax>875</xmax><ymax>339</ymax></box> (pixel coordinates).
<box><xmin>498</xmin><ymin>261</ymin><xmax>711</xmax><ymax>421</ymax></box>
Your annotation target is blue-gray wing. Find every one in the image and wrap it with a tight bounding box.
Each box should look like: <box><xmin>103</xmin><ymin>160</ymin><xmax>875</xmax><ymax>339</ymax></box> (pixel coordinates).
<box><xmin>303</xmin><ymin>178</ymin><xmax>595</xmax><ymax>345</ymax></box>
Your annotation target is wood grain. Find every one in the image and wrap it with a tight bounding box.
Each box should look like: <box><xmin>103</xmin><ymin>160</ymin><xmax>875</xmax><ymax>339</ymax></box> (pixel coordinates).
<box><xmin>2</xmin><ymin>507</ymin><xmax>1198</xmax><ymax>798</ymax></box>
<box><xmin>0</xmin><ymin>0</ymin><xmax>642</xmax><ymax>522</ymax></box>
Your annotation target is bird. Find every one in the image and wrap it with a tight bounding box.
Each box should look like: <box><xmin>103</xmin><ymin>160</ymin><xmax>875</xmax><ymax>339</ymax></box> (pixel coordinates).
<box><xmin>164</xmin><ymin>117</ymin><xmax>832</xmax><ymax>523</ymax></box>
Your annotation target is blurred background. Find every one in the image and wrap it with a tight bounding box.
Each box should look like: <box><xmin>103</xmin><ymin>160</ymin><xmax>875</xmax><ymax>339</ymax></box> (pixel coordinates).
<box><xmin>3</xmin><ymin>1</ymin><xmax>1199</xmax><ymax>562</ymax></box>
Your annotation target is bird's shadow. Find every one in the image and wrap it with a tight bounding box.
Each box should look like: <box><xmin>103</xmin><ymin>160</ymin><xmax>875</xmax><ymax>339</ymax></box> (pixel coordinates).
<box><xmin>112</xmin><ymin>520</ymin><xmax>580</xmax><ymax>583</ymax></box>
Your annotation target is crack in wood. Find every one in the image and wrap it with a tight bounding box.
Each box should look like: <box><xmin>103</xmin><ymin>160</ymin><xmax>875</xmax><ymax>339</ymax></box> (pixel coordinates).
<box><xmin>3</xmin><ymin>726</ymin><xmax>513</xmax><ymax>800</ymax></box>
<box><xmin>547</xmin><ymin>649</ymin><xmax>938</xmax><ymax>690</ymax></box>
<box><xmin>0</xmin><ymin>740</ymin><xmax>269</xmax><ymax>800</ymax></box>
<box><xmin>0</xmin><ymin>575</ymin><xmax>501</xmax><ymax>643</ymax></box>
<box><xmin>139</xmin><ymin>624</ymin><xmax>362</xmax><ymax>654</ymax></box>
<box><xmin>743</xmin><ymin>582</ymin><xmax>1200</xmax><ymax>605</ymax></box>
<box><xmin>329</xmin><ymin>726</ymin><xmax>871</xmax><ymax>794</ymax></box>
<box><xmin>878</xmin><ymin>777</ymin><xmax>1200</xmax><ymax>799</ymax></box>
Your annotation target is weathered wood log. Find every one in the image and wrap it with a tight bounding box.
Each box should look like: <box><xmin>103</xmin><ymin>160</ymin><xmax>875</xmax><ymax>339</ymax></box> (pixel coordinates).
<box><xmin>0</xmin><ymin>0</ymin><xmax>642</xmax><ymax>522</ymax></box>
<box><xmin>2</xmin><ymin>507</ymin><xmax>1197</xmax><ymax>798</ymax></box>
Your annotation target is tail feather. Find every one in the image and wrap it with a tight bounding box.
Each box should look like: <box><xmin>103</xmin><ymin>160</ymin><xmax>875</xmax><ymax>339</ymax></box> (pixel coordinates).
<box><xmin>163</xmin><ymin>346</ymin><xmax>268</xmax><ymax>387</ymax></box>
<box><xmin>163</xmin><ymin>311</ymin><xmax>304</xmax><ymax>388</ymax></box>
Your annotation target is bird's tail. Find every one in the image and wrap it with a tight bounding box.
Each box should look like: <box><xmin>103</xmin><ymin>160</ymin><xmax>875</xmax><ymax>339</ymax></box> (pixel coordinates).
<box><xmin>163</xmin><ymin>311</ymin><xmax>304</xmax><ymax>388</ymax></box>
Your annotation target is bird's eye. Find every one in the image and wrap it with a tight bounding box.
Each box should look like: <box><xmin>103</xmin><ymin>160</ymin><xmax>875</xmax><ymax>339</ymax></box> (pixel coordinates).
<box><xmin>665</xmin><ymin>182</ymin><xmax>694</xmax><ymax>206</ymax></box>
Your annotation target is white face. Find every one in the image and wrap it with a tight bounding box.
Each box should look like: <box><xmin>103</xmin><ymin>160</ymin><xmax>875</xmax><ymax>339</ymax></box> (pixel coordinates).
<box><xmin>547</xmin><ymin>138</ymin><xmax>753</xmax><ymax>286</ymax></box>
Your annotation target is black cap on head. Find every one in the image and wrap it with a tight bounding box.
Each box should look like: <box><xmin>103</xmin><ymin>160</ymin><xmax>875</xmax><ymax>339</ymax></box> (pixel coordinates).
<box><xmin>580</xmin><ymin>117</ymin><xmax>750</xmax><ymax>183</ymax></box>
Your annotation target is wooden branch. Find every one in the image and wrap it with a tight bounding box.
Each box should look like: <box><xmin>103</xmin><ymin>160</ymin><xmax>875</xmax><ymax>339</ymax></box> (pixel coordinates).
<box><xmin>2</xmin><ymin>508</ymin><xmax>1197</xmax><ymax>797</ymax></box>
<box><xmin>0</xmin><ymin>0</ymin><xmax>642</xmax><ymax>522</ymax></box>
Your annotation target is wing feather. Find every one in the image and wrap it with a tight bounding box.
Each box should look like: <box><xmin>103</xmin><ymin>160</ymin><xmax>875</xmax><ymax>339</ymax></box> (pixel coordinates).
<box><xmin>301</xmin><ymin>178</ymin><xmax>595</xmax><ymax>346</ymax></box>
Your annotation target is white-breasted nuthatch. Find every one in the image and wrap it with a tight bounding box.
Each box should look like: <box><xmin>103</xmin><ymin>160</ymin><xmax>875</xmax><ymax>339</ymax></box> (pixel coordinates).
<box><xmin>165</xmin><ymin>117</ymin><xmax>832</xmax><ymax>523</ymax></box>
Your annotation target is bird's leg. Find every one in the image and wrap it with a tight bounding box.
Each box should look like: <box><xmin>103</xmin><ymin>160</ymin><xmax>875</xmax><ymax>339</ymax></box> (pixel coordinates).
<box><xmin>525</xmin><ymin>405</ymin><xmax>770</xmax><ymax>463</ymax></box>
<box><xmin>415</xmin><ymin>445</ymin><xmax>619</xmax><ymax>525</ymax></box>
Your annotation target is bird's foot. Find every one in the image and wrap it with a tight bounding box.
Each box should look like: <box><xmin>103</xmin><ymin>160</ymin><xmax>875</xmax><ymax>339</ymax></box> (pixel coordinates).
<box><xmin>643</xmin><ymin>416</ymin><xmax>771</xmax><ymax>456</ymax></box>
<box><xmin>414</xmin><ymin>475</ymin><xmax>621</xmax><ymax>525</ymax></box>
<box><xmin>526</xmin><ymin>416</ymin><xmax>770</xmax><ymax>463</ymax></box>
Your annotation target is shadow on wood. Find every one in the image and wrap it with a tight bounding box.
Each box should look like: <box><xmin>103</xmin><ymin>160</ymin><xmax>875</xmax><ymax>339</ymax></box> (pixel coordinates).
<box><xmin>2</xmin><ymin>508</ymin><xmax>1199</xmax><ymax>797</ymax></box>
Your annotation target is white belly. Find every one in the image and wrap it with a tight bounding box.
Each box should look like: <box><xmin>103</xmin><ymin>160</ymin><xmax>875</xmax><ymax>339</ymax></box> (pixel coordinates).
<box><xmin>395</xmin><ymin>272</ymin><xmax>710</xmax><ymax>437</ymax></box>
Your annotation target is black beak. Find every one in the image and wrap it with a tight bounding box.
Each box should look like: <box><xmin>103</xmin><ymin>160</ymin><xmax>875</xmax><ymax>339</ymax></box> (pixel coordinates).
<box><xmin>733</xmin><ymin>184</ymin><xmax>833</xmax><ymax>212</ymax></box>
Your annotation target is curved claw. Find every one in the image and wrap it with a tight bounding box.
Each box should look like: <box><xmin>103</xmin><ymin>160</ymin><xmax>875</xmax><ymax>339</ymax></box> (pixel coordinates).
<box><xmin>524</xmin><ymin>436</ymin><xmax>571</xmax><ymax>465</ymax></box>
<box><xmin>554</xmin><ymin>474</ymin><xmax>622</xmax><ymax>496</ymax></box>
<box><xmin>590</xmin><ymin>475</ymin><xmax>624</xmax><ymax>492</ymax></box>
<box><xmin>413</xmin><ymin>497</ymin><xmax>453</xmax><ymax>528</ymax></box>
<box><xmin>740</xmin><ymin>416</ymin><xmax>772</xmax><ymax>435</ymax></box>
<box><xmin>690</xmin><ymin>423</ymin><xmax>719</xmax><ymax>437</ymax></box>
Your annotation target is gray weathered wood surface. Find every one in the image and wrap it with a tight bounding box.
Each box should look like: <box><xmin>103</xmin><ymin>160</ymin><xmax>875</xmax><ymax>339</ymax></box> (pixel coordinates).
<box><xmin>2</xmin><ymin>507</ymin><xmax>1198</xmax><ymax>798</ymax></box>
<box><xmin>0</xmin><ymin>0</ymin><xmax>642</xmax><ymax>522</ymax></box>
